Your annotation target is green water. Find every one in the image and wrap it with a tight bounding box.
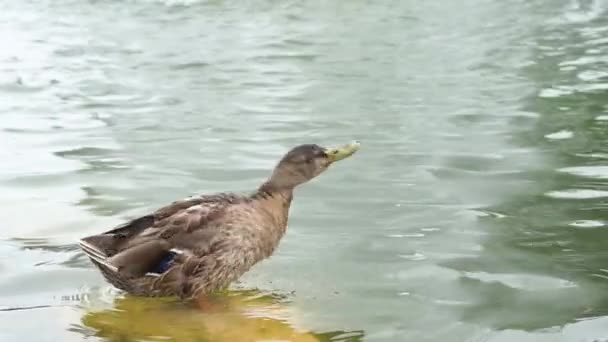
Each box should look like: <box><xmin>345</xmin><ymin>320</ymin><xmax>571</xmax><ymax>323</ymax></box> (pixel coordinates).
<box><xmin>1</xmin><ymin>0</ymin><xmax>608</xmax><ymax>341</ymax></box>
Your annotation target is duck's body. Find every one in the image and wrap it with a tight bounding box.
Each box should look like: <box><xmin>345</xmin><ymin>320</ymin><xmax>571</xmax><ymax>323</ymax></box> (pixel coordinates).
<box><xmin>79</xmin><ymin>142</ymin><xmax>359</xmax><ymax>299</ymax></box>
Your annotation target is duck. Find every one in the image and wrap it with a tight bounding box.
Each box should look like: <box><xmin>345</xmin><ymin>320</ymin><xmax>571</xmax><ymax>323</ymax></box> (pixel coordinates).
<box><xmin>79</xmin><ymin>141</ymin><xmax>360</xmax><ymax>300</ymax></box>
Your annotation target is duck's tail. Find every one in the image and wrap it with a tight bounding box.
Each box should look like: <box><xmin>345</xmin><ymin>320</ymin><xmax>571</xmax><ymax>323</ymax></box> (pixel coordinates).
<box><xmin>79</xmin><ymin>235</ymin><xmax>144</xmax><ymax>294</ymax></box>
<box><xmin>78</xmin><ymin>236</ymin><xmax>132</xmax><ymax>294</ymax></box>
<box><xmin>79</xmin><ymin>234</ymin><xmax>179</xmax><ymax>295</ymax></box>
<box><xmin>78</xmin><ymin>237</ymin><xmax>119</xmax><ymax>272</ymax></box>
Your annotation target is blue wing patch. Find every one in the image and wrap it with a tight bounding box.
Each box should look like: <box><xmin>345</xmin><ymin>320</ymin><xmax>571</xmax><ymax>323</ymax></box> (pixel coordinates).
<box><xmin>151</xmin><ymin>250</ymin><xmax>178</xmax><ymax>274</ymax></box>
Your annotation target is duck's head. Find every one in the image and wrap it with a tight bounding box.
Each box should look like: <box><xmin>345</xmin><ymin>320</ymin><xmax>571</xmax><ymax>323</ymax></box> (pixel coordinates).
<box><xmin>266</xmin><ymin>141</ymin><xmax>360</xmax><ymax>189</ymax></box>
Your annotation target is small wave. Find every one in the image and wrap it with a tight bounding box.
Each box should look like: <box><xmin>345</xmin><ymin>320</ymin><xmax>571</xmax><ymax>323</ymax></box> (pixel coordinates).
<box><xmin>558</xmin><ymin>166</ymin><xmax>608</xmax><ymax>179</ymax></box>
<box><xmin>546</xmin><ymin>189</ymin><xmax>608</xmax><ymax>199</ymax></box>
<box><xmin>545</xmin><ymin>130</ymin><xmax>573</xmax><ymax>140</ymax></box>
<box><xmin>561</xmin><ymin>0</ymin><xmax>608</xmax><ymax>24</ymax></box>
<box><xmin>569</xmin><ymin>220</ymin><xmax>605</xmax><ymax>228</ymax></box>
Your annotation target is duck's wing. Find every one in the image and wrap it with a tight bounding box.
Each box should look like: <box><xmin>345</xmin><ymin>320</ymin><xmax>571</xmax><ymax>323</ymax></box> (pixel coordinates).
<box><xmin>79</xmin><ymin>214</ymin><xmax>156</xmax><ymax>262</ymax></box>
<box><xmin>79</xmin><ymin>193</ymin><xmax>243</xmax><ymax>294</ymax></box>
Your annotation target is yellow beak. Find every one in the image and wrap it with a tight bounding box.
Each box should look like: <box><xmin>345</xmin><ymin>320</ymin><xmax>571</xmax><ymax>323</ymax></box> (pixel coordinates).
<box><xmin>324</xmin><ymin>141</ymin><xmax>361</xmax><ymax>163</ymax></box>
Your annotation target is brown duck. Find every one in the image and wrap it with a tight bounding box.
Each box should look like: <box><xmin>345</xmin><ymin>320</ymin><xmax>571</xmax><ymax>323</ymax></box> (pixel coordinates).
<box><xmin>79</xmin><ymin>142</ymin><xmax>360</xmax><ymax>300</ymax></box>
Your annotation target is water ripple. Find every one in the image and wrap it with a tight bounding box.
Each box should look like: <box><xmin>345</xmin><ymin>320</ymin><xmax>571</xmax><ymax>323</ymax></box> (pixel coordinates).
<box><xmin>1</xmin><ymin>0</ymin><xmax>608</xmax><ymax>341</ymax></box>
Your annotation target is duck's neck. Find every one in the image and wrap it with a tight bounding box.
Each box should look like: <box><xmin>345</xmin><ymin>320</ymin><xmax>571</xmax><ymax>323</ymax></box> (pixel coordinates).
<box><xmin>252</xmin><ymin>182</ymin><xmax>294</xmax><ymax>229</ymax></box>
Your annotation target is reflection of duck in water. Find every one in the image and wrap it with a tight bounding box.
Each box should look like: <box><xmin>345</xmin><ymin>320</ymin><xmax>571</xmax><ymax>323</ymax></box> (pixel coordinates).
<box><xmin>79</xmin><ymin>290</ymin><xmax>365</xmax><ymax>342</ymax></box>
<box><xmin>79</xmin><ymin>142</ymin><xmax>360</xmax><ymax>299</ymax></box>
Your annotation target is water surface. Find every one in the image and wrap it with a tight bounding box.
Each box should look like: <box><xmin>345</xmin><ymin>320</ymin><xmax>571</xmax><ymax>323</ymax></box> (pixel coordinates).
<box><xmin>1</xmin><ymin>0</ymin><xmax>608</xmax><ymax>341</ymax></box>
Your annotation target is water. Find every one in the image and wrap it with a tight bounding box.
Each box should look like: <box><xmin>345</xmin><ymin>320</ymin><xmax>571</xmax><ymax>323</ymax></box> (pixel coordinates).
<box><xmin>1</xmin><ymin>0</ymin><xmax>607</xmax><ymax>341</ymax></box>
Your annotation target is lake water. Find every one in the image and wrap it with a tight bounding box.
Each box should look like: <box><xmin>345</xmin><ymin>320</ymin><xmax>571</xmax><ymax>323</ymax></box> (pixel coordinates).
<box><xmin>1</xmin><ymin>0</ymin><xmax>608</xmax><ymax>341</ymax></box>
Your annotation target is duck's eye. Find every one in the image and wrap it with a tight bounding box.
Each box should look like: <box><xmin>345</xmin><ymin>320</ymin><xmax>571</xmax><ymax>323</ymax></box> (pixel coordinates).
<box><xmin>313</xmin><ymin>148</ymin><xmax>326</xmax><ymax>157</ymax></box>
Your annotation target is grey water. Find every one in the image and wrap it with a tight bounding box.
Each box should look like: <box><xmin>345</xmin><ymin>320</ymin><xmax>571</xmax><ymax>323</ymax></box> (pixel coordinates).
<box><xmin>1</xmin><ymin>0</ymin><xmax>608</xmax><ymax>341</ymax></box>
